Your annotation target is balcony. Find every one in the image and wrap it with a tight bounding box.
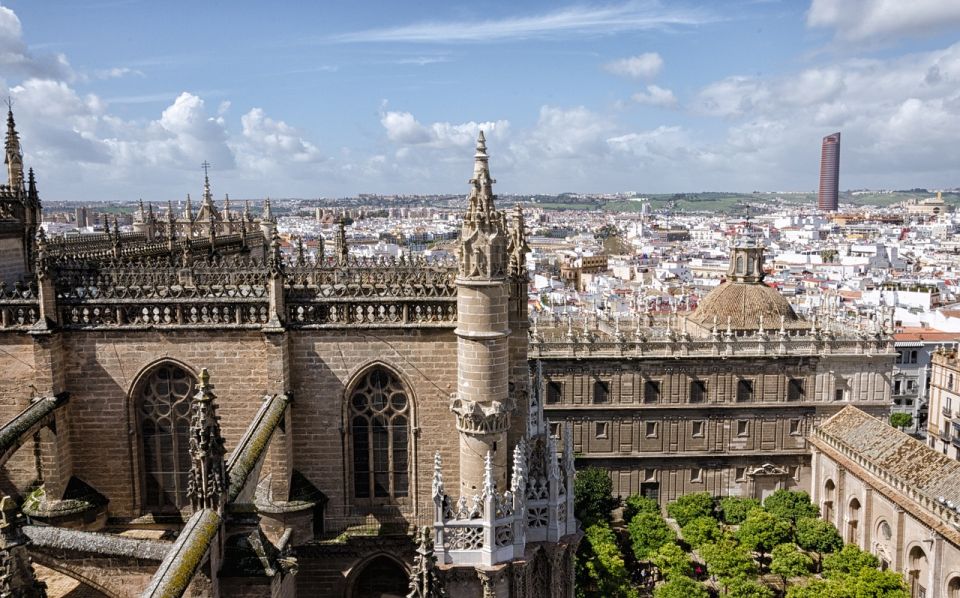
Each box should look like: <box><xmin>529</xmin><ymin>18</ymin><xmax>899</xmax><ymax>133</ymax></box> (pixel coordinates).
<box><xmin>952</xmin><ymin>436</ymin><xmax>960</xmax><ymax>449</ymax></box>
<box><xmin>945</xmin><ymin>406</ymin><xmax>953</xmax><ymax>419</ymax></box>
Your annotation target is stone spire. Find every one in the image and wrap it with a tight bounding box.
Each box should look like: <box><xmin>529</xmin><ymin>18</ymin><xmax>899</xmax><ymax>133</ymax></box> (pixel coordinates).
<box><xmin>25</xmin><ymin>168</ymin><xmax>38</xmax><ymax>211</ymax></box>
<box><xmin>166</xmin><ymin>201</ymin><xmax>177</xmax><ymax>248</ymax></box>
<box><xmin>186</xmin><ymin>368</ymin><xmax>227</xmax><ymax>512</ymax></box>
<box><xmin>335</xmin><ymin>217</ymin><xmax>348</xmax><ymax>266</ymax></box>
<box><xmin>183</xmin><ymin>193</ymin><xmax>194</xmax><ymax>223</ymax></box>
<box><xmin>458</xmin><ymin>131</ymin><xmax>507</xmax><ymax>280</ymax></box>
<box><xmin>507</xmin><ymin>204</ymin><xmax>529</xmax><ymax>281</ymax></box>
<box><xmin>262</xmin><ymin>198</ymin><xmax>274</xmax><ymax>223</ymax></box>
<box><xmin>4</xmin><ymin>106</ymin><xmax>23</xmax><ymax>190</ymax></box>
<box><xmin>0</xmin><ymin>496</ymin><xmax>47</xmax><ymax>597</ymax></box>
<box><xmin>407</xmin><ymin>526</ymin><xmax>447</xmax><ymax>598</ymax></box>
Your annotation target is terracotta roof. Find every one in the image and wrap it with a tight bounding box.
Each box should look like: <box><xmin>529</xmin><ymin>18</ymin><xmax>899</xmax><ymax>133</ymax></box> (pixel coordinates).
<box><xmin>690</xmin><ymin>280</ymin><xmax>804</xmax><ymax>330</ymax></box>
<box><xmin>817</xmin><ymin>406</ymin><xmax>960</xmax><ymax>507</ymax></box>
<box><xmin>894</xmin><ymin>328</ymin><xmax>960</xmax><ymax>342</ymax></box>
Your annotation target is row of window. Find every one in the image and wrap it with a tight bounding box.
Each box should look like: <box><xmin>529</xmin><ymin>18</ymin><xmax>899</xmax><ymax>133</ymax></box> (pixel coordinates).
<box><xmin>136</xmin><ymin>363</ymin><xmax>411</xmax><ymax>512</ymax></box>
<box><xmin>560</xmin><ymin>417</ymin><xmax>804</xmax><ymax>440</ymax></box>
<box><xmin>546</xmin><ymin>378</ymin><xmax>810</xmax><ymax>404</ymax></box>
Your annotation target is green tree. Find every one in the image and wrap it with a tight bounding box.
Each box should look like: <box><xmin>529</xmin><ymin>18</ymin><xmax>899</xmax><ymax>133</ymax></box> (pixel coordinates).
<box><xmin>842</xmin><ymin>567</ymin><xmax>909</xmax><ymax>597</ymax></box>
<box><xmin>699</xmin><ymin>537</ymin><xmax>757</xmax><ymax>592</ymax></box>
<box><xmin>574</xmin><ymin>467</ymin><xmax>617</xmax><ymax>526</ymax></box>
<box><xmin>623</xmin><ymin>494</ymin><xmax>660</xmax><ymax>522</ymax></box>
<box><xmin>762</xmin><ymin>490</ymin><xmax>819</xmax><ymax>523</ymax></box>
<box><xmin>822</xmin><ymin>544</ymin><xmax>879</xmax><ymax>579</ymax></box>
<box><xmin>719</xmin><ymin>496</ymin><xmax>762</xmax><ymax>525</ymax></box>
<box><xmin>736</xmin><ymin>509</ymin><xmax>793</xmax><ymax>569</ymax></box>
<box><xmin>654</xmin><ymin>577</ymin><xmax>710</xmax><ymax>598</ymax></box>
<box><xmin>576</xmin><ymin>522</ymin><xmax>638</xmax><ymax>598</ymax></box>
<box><xmin>651</xmin><ymin>542</ymin><xmax>692</xmax><ymax>580</ymax></box>
<box><xmin>889</xmin><ymin>412</ymin><xmax>913</xmax><ymax>430</ymax></box>
<box><xmin>786</xmin><ymin>567</ymin><xmax>908</xmax><ymax>598</ymax></box>
<box><xmin>628</xmin><ymin>512</ymin><xmax>677</xmax><ymax>561</ymax></box>
<box><xmin>770</xmin><ymin>543</ymin><xmax>813</xmax><ymax>588</ymax></box>
<box><xmin>795</xmin><ymin>517</ymin><xmax>842</xmax><ymax>571</ymax></box>
<box><xmin>666</xmin><ymin>492</ymin><xmax>715</xmax><ymax>527</ymax></box>
<box><xmin>726</xmin><ymin>578</ymin><xmax>775</xmax><ymax>598</ymax></box>
<box><xmin>681</xmin><ymin>516</ymin><xmax>721</xmax><ymax>548</ymax></box>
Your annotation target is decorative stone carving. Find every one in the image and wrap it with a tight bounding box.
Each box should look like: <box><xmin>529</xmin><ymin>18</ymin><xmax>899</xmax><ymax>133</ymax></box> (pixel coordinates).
<box><xmin>408</xmin><ymin>526</ymin><xmax>447</xmax><ymax>598</ymax></box>
<box><xmin>458</xmin><ymin>132</ymin><xmax>507</xmax><ymax>281</ymax></box>
<box><xmin>186</xmin><ymin>368</ymin><xmax>228</xmax><ymax>511</ymax></box>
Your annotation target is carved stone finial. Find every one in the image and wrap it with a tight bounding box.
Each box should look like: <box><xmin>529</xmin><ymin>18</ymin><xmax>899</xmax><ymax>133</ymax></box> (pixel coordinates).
<box><xmin>407</xmin><ymin>526</ymin><xmax>447</xmax><ymax>598</ymax></box>
<box><xmin>267</xmin><ymin>229</ymin><xmax>284</xmax><ymax>278</ymax></box>
<box><xmin>295</xmin><ymin>236</ymin><xmax>305</xmax><ymax>266</ymax></box>
<box><xmin>262</xmin><ymin>198</ymin><xmax>275</xmax><ymax>223</ymax></box>
<box><xmin>432</xmin><ymin>451</ymin><xmax>445</xmax><ymax>503</ymax></box>
<box><xmin>5</xmin><ymin>106</ymin><xmax>24</xmax><ymax>190</ymax></box>
<box><xmin>507</xmin><ymin>204</ymin><xmax>530</xmax><ymax>281</ymax></box>
<box><xmin>482</xmin><ymin>450</ymin><xmax>495</xmax><ymax>497</ymax></box>
<box><xmin>335</xmin><ymin>218</ymin><xmax>348</xmax><ymax>266</ymax></box>
<box><xmin>186</xmin><ymin>368</ymin><xmax>227</xmax><ymax>512</ymax></box>
<box><xmin>511</xmin><ymin>439</ymin><xmax>527</xmax><ymax>494</ymax></box>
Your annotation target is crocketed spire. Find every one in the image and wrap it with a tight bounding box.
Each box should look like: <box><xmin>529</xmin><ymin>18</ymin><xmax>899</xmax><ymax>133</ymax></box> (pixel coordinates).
<box><xmin>5</xmin><ymin>106</ymin><xmax>23</xmax><ymax>189</ymax></box>
<box><xmin>186</xmin><ymin>368</ymin><xmax>228</xmax><ymax>511</ymax></box>
<box><xmin>458</xmin><ymin>131</ymin><xmax>507</xmax><ymax>280</ymax></box>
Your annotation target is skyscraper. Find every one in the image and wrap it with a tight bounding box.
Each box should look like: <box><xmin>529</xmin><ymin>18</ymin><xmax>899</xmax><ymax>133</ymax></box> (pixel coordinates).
<box><xmin>818</xmin><ymin>132</ymin><xmax>840</xmax><ymax>211</ymax></box>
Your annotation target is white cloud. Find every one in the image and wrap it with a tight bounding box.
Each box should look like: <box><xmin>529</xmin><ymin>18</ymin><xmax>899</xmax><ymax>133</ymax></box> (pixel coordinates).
<box><xmin>328</xmin><ymin>4</ymin><xmax>710</xmax><ymax>43</ymax></box>
<box><xmin>94</xmin><ymin>66</ymin><xmax>144</xmax><ymax>80</ymax></box>
<box><xmin>808</xmin><ymin>0</ymin><xmax>960</xmax><ymax>41</ymax></box>
<box><xmin>632</xmin><ymin>84</ymin><xmax>677</xmax><ymax>107</ymax></box>
<box><xmin>604</xmin><ymin>53</ymin><xmax>664</xmax><ymax>80</ymax></box>
<box><xmin>0</xmin><ymin>6</ymin><xmax>72</xmax><ymax>79</ymax></box>
<box><xmin>380</xmin><ymin>109</ymin><xmax>509</xmax><ymax>149</ymax></box>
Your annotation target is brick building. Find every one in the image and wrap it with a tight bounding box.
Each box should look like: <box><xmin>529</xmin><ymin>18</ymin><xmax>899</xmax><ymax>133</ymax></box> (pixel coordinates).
<box><xmin>0</xmin><ymin>121</ymin><xmax>579</xmax><ymax>597</ymax></box>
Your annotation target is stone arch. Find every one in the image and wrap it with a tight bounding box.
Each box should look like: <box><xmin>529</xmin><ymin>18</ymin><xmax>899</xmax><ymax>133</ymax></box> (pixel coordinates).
<box><xmin>946</xmin><ymin>575</ymin><xmax>960</xmax><ymax>598</ymax></box>
<box><xmin>344</xmin><ymin>552</ymin><xmax>410</xmax><ymax>598</ymax></box>
<box><xmin>906</xmin><ymin>544</ymin><xmax>929</xmax><ymax>598</ymax></box>
<box><xmin>822</xmin><ymin>479</ymin><xmax>836</xmax><ymax>523</ymax></box>
<box><xmin>343</xmin><ymin>362</ymin><xmax>417</xmax><ymax>510</ymax></box>
<box><xmin>873</xmin><ymin>518</ymin><xmax>893</xmax><ymax>568</ymax></box>
<box><xmin>129</xmin><ymin>359</ymin><xmax>199</xmax><ymax>514</ymax></box>
<box><xmin>846</xmin><ymin>496</ymin><xmax>861</xmax><ymax>544</ymax></box>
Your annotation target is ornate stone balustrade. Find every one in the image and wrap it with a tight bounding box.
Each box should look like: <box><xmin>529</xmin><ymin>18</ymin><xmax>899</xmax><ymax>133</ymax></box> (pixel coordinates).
<box><xmin>0</xmin><ymin>280</ymin><xmax>39</xmax><ymax>329</ymax></box>
<box><xmin>530</xmin><ymin>315</ymin><xmax>893</xmax><ymax>359</ymax></box>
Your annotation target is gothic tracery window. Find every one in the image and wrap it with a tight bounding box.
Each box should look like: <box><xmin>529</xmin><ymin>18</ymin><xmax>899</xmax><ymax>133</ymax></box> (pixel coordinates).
<box><xmin>350</xmin><ymin>367</ymin><xmax>410</xmax><ymax>500</ymax></box>
<box><xmin>136</xmin><ymin>363</ymin><xmax>195</xmax><ymax>511</ymax></box>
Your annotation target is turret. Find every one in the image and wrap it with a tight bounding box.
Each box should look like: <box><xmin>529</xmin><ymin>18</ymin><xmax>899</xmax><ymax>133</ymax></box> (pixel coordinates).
<box><xmin>260</xmin><ymin>198</ymin><xmax>276</xmax><ymax>239</ymax></box>
<box><xmin>451</xmin><ymin>131</ymin><xmax>512</xmax><ymax>495</ymax></box>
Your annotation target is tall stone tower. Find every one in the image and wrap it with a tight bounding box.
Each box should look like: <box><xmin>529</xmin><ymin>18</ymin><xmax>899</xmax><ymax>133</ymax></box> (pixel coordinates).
<box><xmin>452</xmin><ymin>131</ymin><xmax>512</xmax><ymax>495</ymax></box>
<box><xmin>0</xmin><ymin>108</ymin><xmax>41</xmax><ymax>285</ymax></box>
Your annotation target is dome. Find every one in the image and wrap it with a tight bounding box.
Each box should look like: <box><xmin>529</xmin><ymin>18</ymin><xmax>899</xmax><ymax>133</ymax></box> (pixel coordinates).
<box><xmin>691</xmin><ymin>280</ymin><xmax>800</xmax><ymax>331</ymax></box>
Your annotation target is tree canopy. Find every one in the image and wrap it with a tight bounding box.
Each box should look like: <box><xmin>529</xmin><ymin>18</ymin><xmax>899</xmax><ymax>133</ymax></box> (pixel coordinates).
<box><xmin>681</xmin><ymin>516</ymin><xmax>721</xmax><ymax>548</ymax></box>
<box><xmin>726</xmin><ymin>577</ymin><xmax>775</xmax><ymax>598</ymax></box>
<box><xmin>762</xmin><ymin>490</ymin><xmax>819</xmax><ymax>523</ymax></box>
<box><xmin>577</xmin><ymin>522</ymin><xmax>638</xmax><ymax>598</ymax></box>
<box><xmin>822</xmin><ymin>544</ymin><xmax>880</xmax><ymax>579</ymax></box>
<box><xmin>623</xmin><ymin>494</ymin><xmax>660</xmax><ymax>522</ymax></box>
<box><xmin>770</xmin><ymin>543</ymin><xmax>813</xmax><ymax>587</ymax></box>
<box><xmin>628</xmin><ymin>512</ymin><xmax>677</xmax><ymax>561</ymax></box>
<box><xmin>736</xmin><ymin>509</ymin><xmax>793</xmax><ymax>566</ymax></box>
<box><xmin>574</xmin><ymin>467</ymin><xmax>617</xmax><ymax>527</ymax></box>
<box><xmin>699</xmin><ymin>536</ymin><xmax>757</xmax><ymax>588</ymax></box>
<box><xmin>666</xmin><ymin>492</ymin><xmax>715</xmax><ymax>527</ymax></box>
<box><xmin>719</xmin><ymin>496</ymin><xmax>762</xmax><ymax>524</ymax></box>
<box><xmin>651</xmin><ymin>542</ymin><xmax>692</xmax><ymax>581</ymax></box>
<box><xmin>795</xmin><ymin>517</ymin><xmax>843</xmax><ymax>570</ymax></box>
<box><xmin>653</xmin><ymin>577</ymin><xmax>709</xmax><ymax>598</ymax></box>
<box><xmin>889</xmin><ymin>412</ymin><xmax>913</xmax><ymax>430</ymax></box>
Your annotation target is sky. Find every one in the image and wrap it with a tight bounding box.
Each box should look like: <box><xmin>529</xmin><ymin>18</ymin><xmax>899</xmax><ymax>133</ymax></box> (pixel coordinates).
<box><xmin>1</xmin><ymin>0</ymin><xmax>959</xmax><ymax>201</ymax></box>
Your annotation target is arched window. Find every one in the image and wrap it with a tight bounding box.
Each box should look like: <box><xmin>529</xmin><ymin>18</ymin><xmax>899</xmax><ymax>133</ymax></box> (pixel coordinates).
<box><xmin>350</xmin><ymin>367</ymin><xmax>410</xmax><ymax>500</ymax></box>
<box><xmin>947</xmin><ymin>576</ymin><xmax>960</xmax><ymax>598</ymax></box>
<box><xmin>136</xmin><ymin>363</ymin><xmax>196</xmax><ymax>511</ymax></box>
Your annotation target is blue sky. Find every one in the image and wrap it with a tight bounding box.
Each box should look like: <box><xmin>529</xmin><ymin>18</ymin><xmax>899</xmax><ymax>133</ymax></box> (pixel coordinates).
<box><xmin>2</xmin><ymin>0</ymin><xmax>959</xmax><ymax>200</ymax></box>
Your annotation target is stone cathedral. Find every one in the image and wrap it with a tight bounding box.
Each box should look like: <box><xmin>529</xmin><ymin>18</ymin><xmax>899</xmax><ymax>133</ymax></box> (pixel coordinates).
<box><xmin>0</xmin><ymin>111</ymin><xmax>580</xmax><ymax>598</ymax></box>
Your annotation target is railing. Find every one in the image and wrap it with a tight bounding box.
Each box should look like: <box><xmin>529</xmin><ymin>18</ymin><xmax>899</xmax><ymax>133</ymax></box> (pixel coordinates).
<box><xmin>0</xmin><ymin>280</ymin><xmax>40</xmax><ymax>329</ymax></box>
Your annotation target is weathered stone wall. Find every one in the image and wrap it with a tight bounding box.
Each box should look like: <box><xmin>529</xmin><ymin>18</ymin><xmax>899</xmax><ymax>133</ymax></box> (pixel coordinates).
<box><xmin>288</xmin><ymin>328</ymin><xmax>459</xmax><ymax>515</ymax></box>
<box><xmin>58</xmin><ymin>329</ymin><xmax>273</xmax><ymax>517</ymax></box>
<box><xmin>0</xmin><ymin>234</ymin><xmax>26</xmax><ymax>286</ymax></box>
<box><xmin>0</xmin><ymin>333</ymin><xmax>40</xmax><ymax>497</ymax></box>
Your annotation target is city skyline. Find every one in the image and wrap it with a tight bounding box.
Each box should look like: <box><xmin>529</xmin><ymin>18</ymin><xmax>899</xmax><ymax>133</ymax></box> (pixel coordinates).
<box><xmin>1</xmin><ymin>1</ymin><xmax>959</xmax><ymax>201</ymax></box>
